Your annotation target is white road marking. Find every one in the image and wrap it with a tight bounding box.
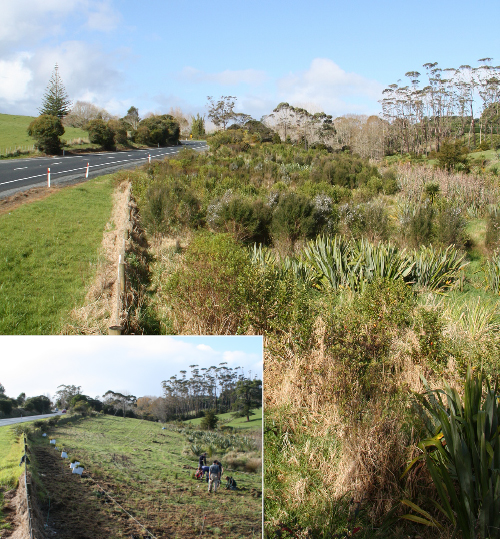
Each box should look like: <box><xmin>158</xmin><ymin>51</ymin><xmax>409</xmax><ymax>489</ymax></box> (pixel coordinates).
<box><xmin>14</xmin><ymin>167</ymin><xmax>28</xmax><ymax>170</ymax></box>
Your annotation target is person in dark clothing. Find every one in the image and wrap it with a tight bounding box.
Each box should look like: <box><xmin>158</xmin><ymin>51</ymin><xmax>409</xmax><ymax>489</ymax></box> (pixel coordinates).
<box><xmin>199</xmin><ymin>452</ymin><xmax>207</xmax><ymax>468</ymax></box>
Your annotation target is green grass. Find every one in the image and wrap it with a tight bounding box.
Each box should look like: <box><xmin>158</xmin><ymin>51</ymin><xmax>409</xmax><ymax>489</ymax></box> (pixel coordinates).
<box><xmin>0</xmin><ymin>113</ymin><xmax>89</xmax><ymax>152</ymax></box>
<box><xmin>0</xmin><ymin>176</ymin><xmax>115</xmax><ymax>334</ymax></box>
<box><xmin>30</xmin><ymin>414</ymin><xmax>262</xmax><ymax>538</ymax></box>
<box><xmin>184</xmin><ymin>408</ymin><xmax>262</xmax><ymax>431</ymax></box>
<box><xmin>0</xmin><ymin>426</ymin><xmax>25</xmax><ymax>488</ymax></box>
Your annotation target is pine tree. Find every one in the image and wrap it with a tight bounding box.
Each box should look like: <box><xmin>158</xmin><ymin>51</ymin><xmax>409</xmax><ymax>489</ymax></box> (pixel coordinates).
<box><xmin>39</xmin><ymin>64</ymin><xmax>72</xmax><ymax>119</ymax></box>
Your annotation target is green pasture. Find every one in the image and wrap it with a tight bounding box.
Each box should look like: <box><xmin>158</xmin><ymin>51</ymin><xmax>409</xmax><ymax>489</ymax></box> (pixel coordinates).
<box><xmin>184</xmin><ymin>408</ymin><xmax>262</xmax><ymax>431</ymax></box>
<box><xmin>0</xmin><ymin>113</ymin><xmax>89</xmax><ymax>152</ymax></box>
<box><xmin>0</xmin><ymin>175</ymin><xmax>115</xmax><ymax>334</ymax></box>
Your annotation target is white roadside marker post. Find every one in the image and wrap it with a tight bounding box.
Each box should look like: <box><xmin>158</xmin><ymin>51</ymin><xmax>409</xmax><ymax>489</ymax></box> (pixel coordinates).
<box><xmin>86</xmin><ymin>163</ymin><xmax>90</xmax><ymax>178</ymax></box>
<box><xmin>47</xmin><ymin>168</ymin><xmax>50</xmax><ymax>187</ymax></box>
<box><xmin>148</xmin><ymin>154</ymin><xmax>151</xmax><ymax>163</ymax></box>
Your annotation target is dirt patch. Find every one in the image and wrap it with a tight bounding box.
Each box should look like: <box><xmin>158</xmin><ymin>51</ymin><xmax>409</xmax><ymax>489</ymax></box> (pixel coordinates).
<box><xmin>0</xmin><ymin>186</ymin><xmax>61</xmax><ymax>216</ymax></box>
<box><xmin>1</xmin><ymin>473</ymin><xmax>48</xmax><ymax>539</ymax></box>
<box><xmin>64</xmin><ymin>180</ymin><xmax>133</xmax><ymax>334</ymax></box>
<box><xmin>32</xmin><ymin>446</ymin><xmax>147</xmax><ymax>539</ymax></box>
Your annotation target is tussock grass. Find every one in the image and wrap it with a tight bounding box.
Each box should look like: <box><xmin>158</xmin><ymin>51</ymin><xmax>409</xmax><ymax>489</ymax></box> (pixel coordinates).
<box><xmin>0</xmin><ymin>176</ymin><xmax>115</xmax><ymax>334</ymax></box>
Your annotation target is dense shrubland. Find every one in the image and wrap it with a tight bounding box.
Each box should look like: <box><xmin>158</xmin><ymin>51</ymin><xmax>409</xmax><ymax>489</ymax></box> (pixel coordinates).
<box><xmin>124</xmin><ymin>131</ymin><xmax>500</xmax><ymax>537</ymax></box>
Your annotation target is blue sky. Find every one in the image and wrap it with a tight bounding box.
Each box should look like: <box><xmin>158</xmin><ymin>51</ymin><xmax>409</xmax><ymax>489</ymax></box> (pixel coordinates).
<box><xmin>1</xmin><ymin>0</ymin><xmax>499</xmax><ymax>121</ymax></box>
<box><xmin>0</xmin><ymin>336</ymin><xmax>263</xmax><ymax>400</ymax></box>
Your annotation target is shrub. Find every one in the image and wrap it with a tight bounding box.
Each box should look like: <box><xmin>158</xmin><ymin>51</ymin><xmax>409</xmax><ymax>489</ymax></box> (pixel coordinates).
<box><xmin>0</xmin><ymin>398</ymin><xmax>13</xmax><ymax>415</ymax></box>
<box><xmin>436</xmin><ymin>139</ymin><xmax>470</xmax><ymax>172</ymax></box>
<box><xmin>200</xmin><ymin>409</ymin><xmax>219</xmax><ymax>430</ymax></box>
<box><xmin>212</xmin><ymin>196</ymin><xmax>272</xmax><ymax>243</ymax></box>
<box><xmin>164</xmin><ymin>233</ymin><xmax>256</xmax><ymax>334</ymax></box>
<box><xmin>141</xmin><ymin>181</ymin><xmax>203</xmax><ymax>235</ymax></box>
<box><xmin>271</xmin><ymin>192</ymin><xmax>318</xmax><ymax>247</ymax></box>
<box><xmin>86</xmin><ymin>119</ymin><xmax>115</xmax><ymax>150</ymax></box>
<box><xmin>134</xmin><ymin>125</ymin><xmax>151</xmax><ymax>145</ymax></box>
<box><xmin>406</xmin><ymin>203</ymin><xmax>435</xmax><ymax>247</ymax></box>
<box><xmin>435</xmin><ymin>204</ymin><xmax>467</xmax><ymax>248</ymax></box>
<box><xmin>485</xmin><ymin>206</ymin><xmax>500</xmax><ymax>250</ymax></box>
<box><xmin>138</xmin><ymin>115</ymin><xmax>180</xmax><ymax>145</ymax></box>
<box><xmin>27</xmin><ymin>114</ymin><xmax>64</xmax><ymax>154</ymax></box>
<box><xmin>107</xmin><ymin>119</ymin><xmax>128</xmax><ymax>145</ymax></box>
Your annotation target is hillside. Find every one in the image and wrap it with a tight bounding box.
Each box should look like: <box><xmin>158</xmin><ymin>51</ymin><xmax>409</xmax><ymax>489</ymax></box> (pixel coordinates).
<box><xmin>2</xmin><ymin>414</ymin><xmax>262</xmax><ymax>538</ymax></box>
<box><xmin>184</xmin><ymin>408</ymin><xmax>262</xmax><ymax>431</ymax></box>
<box><xmin>0</xmin><ymin>113</ymin><xmax>89</xmax><ymax>154</ymax></box>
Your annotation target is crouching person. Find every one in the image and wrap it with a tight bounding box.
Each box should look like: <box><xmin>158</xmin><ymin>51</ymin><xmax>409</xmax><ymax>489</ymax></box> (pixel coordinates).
<box><xmin>208</xmin><ymin>460</ymin><xmax>220</xmax><ymax>493</ymax></box>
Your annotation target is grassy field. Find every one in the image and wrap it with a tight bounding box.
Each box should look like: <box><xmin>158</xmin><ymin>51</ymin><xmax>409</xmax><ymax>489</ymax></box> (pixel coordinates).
<box><xmin>0</xmin><ymin>176</ymin><xmax>115</xmax><ymax>334</ymax></box>
<box><xmin>185</xmin><ymin>409</ymin><xmax>262</xmax><ymax>431</ymax></box>
<box><xmin>25</xmin><ymin>414</ymin><xmax>262</xmax><ymax>538</ymax></box>
<box><xmin>0</xmin><ymin>424</ymin><xmax>27</xmax><ymax>488</ymax></box>
<box><xmin>0</xmin><ymin>113</ymin><xmax>89</xmax><ymax>153</ymax></box>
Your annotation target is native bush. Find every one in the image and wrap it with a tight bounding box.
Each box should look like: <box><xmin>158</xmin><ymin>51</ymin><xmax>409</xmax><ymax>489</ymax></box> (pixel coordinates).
<box><xmin>107</xmin><ymin>119</ymin><xmax>128</xmax><ymax>145</ymax></box>
<box><xmin>405</xmin><ymin>203</ymin><xmax>435</xmax><ymax>248</ymax></box>
<box><xmin>163</xmin><ymin>233</ymin><xmax>256</xmax><ymax>334</ymax></box>
<box><xmin>134</xmin><ymin>125</ymin><xmax>151</xmax><ymax>145</ymax></box>
<box><xmin>138</xmin><ymin>115</ymin><xmax>180</xmax><ymax>145</ymax></box>
<box><xmin>270</xmin><ymin>192</ymin><xmax>320</xmax><ymax>247</ymax></box>
<box><xmin>435</xmin><ymin>204</ymin><xmax>467</xmax><ymax>248</ymax></box>
<box><xmin>483</xmin><ymin>251</ymin><xmax>500</xmax><ymax>294</ymax></box>
<box><xmin>401</xmin><ymin>368</ymin><xmax>500</xmax><ymax>539</ymax></box>
<box><xmin>485</xmin><ymin>206</ymin><xmax>500</xmax><ymax>250</ymax></box>
<box><xmin>86</xmin><ymin>119</ymin><xmax>115</xmax><ymax>150</ymax></box>
<box><xmin>436</xmin><ymin>139</ymin><xmax>470</xmax><ymax>172</ymax></box>
<box><xmin>140</xmin><ymin>180</ymin><xmax>203</xmax><ymax>235</ymax></box>
<box><xmin>27</xmin><ymin>114</ymin><xmax>64</xmax><ymax>154</ymax></box>
<box><xmin>211</xmin><ymin>196</ymin><xmax>272</xmax><ymax>243</ymax></box>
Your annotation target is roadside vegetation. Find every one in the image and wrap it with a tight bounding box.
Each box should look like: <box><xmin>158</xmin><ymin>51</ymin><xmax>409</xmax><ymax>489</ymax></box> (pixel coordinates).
<box><xmin>0</xmin><ymin>175</ymin><xmax>115</xmax><ymax>334</ymax></box>
<box><xmin>115</xmin><ymin>118</ymin><xmax>500</xmax><ymax>537</ymax></box>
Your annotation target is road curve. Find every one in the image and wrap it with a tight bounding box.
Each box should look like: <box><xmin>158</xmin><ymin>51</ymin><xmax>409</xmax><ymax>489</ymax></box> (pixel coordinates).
<box><xmin>0</xmin><ymin>140</ymin><xmax>207</xmax><ymax>199</ymax></box>
<box><xmin>0</xmin><ymin>411</ymin><xmax>63</xmax><ymax>428</ymax></box>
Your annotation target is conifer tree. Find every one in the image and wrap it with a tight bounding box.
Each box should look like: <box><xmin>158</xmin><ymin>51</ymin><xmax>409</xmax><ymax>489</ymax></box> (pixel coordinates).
<box><xmin>39</xmin><ymin>63</ymin><xmax>72</xmax><ymax>119</ymax></box>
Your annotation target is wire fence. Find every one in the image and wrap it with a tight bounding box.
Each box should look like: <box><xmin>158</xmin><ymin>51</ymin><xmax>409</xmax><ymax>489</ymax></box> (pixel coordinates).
<box><xmin>22</xmin><ymin>434</ymin><xmax>34</xmax><ymax>539</ymax></box>
<box><xmin>0</xmin><ymin>138</ymin><xmax>91</xmax><ymax>158</ymax></box>
<box><xmin>1</xmin><ymin>145</ymin><xmax>35</xmax><ymax>157</ymax></box>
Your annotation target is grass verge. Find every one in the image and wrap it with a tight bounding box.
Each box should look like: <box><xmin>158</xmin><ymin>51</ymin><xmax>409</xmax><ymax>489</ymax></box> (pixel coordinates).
<box><xmin>0</xmin><ymin>176</ymin><xmax>115</xmax><ymax>334</ymax></box>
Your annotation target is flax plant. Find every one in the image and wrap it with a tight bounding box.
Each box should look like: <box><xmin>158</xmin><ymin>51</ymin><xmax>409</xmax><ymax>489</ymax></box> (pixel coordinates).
<box><xmin>401</xmin><ymin>368</ymin><xmax>500</xmax><ymax>538</ymax></box>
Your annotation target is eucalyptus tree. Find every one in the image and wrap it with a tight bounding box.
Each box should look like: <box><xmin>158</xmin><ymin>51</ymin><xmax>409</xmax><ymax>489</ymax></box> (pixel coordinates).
<box><xmin>207</xmin><ymin>95</ymin><xmax>237</xmax><ymax>130</ymax></box>
<box><xmin>270</xmin><ymin>102</ymin><xmax>295</xmax><ymax>141</ymax></box>
<box><xmin>102</xmin><ymin>390</ymin><xmax>137</xmax><ymax>417</ymax></box>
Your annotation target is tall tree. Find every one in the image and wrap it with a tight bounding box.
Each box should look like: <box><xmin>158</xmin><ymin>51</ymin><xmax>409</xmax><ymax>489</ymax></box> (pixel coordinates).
<box><xmin>39</xmin><ymin>63</ymin><xmax>72</xmax><ymax>119</ymax></box>
<box><xmin>231</xmin><ymin>379</ymin><xmax>262</xmax><ymax>422</ymax></box>
<box><xmin>207</xmin><ymin>96</ymin><xmax>237</xmax><ymax>130</ymax></box>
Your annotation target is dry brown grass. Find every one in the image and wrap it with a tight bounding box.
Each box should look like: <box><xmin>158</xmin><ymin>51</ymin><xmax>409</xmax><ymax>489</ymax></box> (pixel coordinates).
<box><xmin>64</xmin><ymin>180</ymin><xmax>133</xmax><ymax>334</ymax></box>
<box><xmin>264</xmin><ymin>314</ymin><xmax>464</xmax><ymax>532</ymax></box>
<box><xmin>396</xmin><ymin>162</ymin><xmax>498</xmax><ymax>211</ymax></box>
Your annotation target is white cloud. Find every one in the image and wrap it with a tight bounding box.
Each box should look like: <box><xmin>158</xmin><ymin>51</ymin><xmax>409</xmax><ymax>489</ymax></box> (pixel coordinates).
<box><xmin>0</xmin><ymin>53</ymin><xmax>32</xmax><ymax>101</ymax></box>
<box><xmin>277</xmin><ymin>58</ymin><xmax>384</xmax><ymax>116</ymax></box>
<box><xmin>0</xmin><ymin>40</ymin><xmax>126</xmax><ymax>115</ymax></box>
<box><xmin>0</xmin><ymin>336</ymin><xmax>262</xmax><ymax>399</ymax></box>
<box><xmin>179</xmin><ymin>67</ymin><xmax>267</xmax><ymax>87</ymax></box>
<box><xmin>85</xmin><ymin>1</ymin><xmax>122</xmax><ymax>32</ymax></box>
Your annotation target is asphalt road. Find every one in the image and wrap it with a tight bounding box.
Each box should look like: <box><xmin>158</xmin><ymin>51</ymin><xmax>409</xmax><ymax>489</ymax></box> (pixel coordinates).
<box><xmin>0</xmin><ymin>140</ymin><xmax>207</xmax><ymax>198</ymax></box>
<box><xmin>0</xmin><ymin>411</ymin><xmax>63</xmax><ymax>427</ymax></box>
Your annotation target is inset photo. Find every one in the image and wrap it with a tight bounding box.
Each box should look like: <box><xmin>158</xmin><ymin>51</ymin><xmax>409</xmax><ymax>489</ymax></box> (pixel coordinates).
<box><xmin>0</xmin><ymin>336</ymin><xmax>263</xmax><ymax>538</ymax></box>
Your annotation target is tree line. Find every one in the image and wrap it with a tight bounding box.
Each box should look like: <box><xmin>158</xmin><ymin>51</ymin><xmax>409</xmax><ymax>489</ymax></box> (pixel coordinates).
<box><xmin>0</xmin><ymin>363</ymin><xmax>262</xmax><ymax>425</ymax></box>
<box><xmin>380</xmin><ymin>59</ymin><xmax>500</xmax><ymax>155</ymax></box>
